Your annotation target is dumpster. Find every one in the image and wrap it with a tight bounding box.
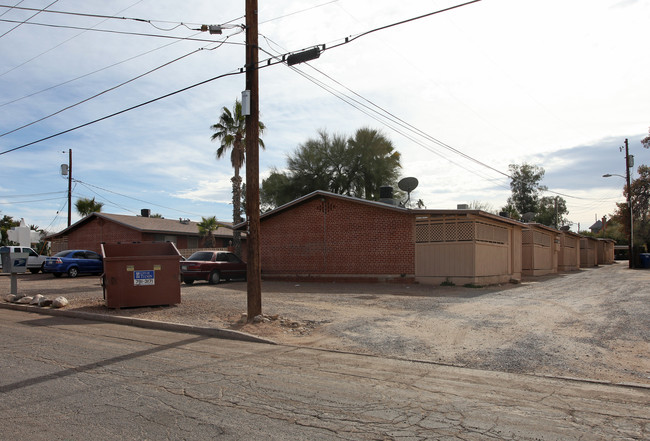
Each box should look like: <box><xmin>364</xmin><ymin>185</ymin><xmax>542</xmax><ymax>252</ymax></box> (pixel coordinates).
<box><xmin>640</xmin><ymin>253</ymin><xmax>650</xmax><ymax>269</ymax></box>
<box><xmin>101</xmin><ymin>242</ymin><xmax>182</xmax><ymax>308</ymax></box>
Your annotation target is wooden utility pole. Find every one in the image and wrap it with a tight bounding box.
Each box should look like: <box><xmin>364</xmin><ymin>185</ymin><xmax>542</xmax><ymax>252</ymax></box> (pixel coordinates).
<box><xmin>245</xmin><ymin>0</ymin><xmax>262</xmax><ymax>319</ymax></box>
<box><xmin>624</xmin><ymin>138</ymin><xmax>634</xmax><ymax>268</ymax></box>
<box><xmin>67</xmin><ymin>149</ymin><xmax>72</xmax><ymax>227</ymax></box>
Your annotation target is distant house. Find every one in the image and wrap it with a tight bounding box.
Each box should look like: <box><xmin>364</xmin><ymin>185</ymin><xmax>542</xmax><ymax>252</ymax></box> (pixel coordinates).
<box><xmin>252</xmin><ymin>190</ymin><xmax>523</xmax><ymax>285</ymax></box>
<box><xmin>45</xmin><ymin>212</ymin><xmax>240</xmax><ymax>257</ymax></box>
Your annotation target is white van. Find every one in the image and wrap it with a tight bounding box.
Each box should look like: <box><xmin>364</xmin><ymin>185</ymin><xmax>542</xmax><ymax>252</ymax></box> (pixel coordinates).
<box><xmin>0</xmin><ymin>246</ymin><xmax>47</xmax><ymax>273</ymax></box>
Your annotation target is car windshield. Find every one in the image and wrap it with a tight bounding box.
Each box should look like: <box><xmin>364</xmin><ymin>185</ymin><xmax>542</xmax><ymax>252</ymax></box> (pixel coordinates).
<box><xmin>54</xmin><ymin>250</ymin><xmax>71</xmax><ymax>257</ymax></box>
<box><xmin>187</xmin><ymin>251</ymin><xmax>214</xmax><ymax>261</ymax></box>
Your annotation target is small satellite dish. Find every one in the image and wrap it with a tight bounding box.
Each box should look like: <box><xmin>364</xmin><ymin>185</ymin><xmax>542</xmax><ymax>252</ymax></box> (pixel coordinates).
<box><xmin>398</xmin><ymin>177</ymin><xmax>419</xmax><ymax>206</ymax></box>
<box><xmin>522</xmin><ymin>212</ymin><xmax>535</xmax><ymax>222</ymax></box>
<box><xmin>398</xmin><ymin>177</ymin><xmax>419</xmax><ymax>193</ymax></box>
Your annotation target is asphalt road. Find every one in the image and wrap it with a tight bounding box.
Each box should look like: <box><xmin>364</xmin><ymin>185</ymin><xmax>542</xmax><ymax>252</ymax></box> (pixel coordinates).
<box><xmin>1</xmin><ymin>309</ymin><xmax>648</xmax><ymax>440</ymax></box>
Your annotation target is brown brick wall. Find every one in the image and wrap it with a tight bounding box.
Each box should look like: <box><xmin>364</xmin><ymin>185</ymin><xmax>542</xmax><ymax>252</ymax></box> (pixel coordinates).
<box><xmin>65</xmin><ymin>218</ymin><xmax>142</xmax><ymax>253</ymax></box>
<box><xmin>261</xmin><ymin>197</ymin><xmax>415</xmax><ymax>279</ymax></box>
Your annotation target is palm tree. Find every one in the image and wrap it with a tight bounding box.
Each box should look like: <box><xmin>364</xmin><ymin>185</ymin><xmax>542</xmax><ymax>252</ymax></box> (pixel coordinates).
<box><xmin>75</xmin><ymin>197</ymin><xmax>104</xmax><ymax>217</ymax></box>
<box><xmin>197</xmin><ymin>216</ymin><xmax>220</xmax><ymax>248</ymax></box>
<box><xmin>210</xmin><ymin>99</ymin><xmax>265</xmax><ymax>257</ymax></box>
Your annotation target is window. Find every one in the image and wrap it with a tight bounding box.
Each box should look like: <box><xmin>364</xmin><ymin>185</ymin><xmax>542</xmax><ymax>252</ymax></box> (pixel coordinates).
<box><xmin>86</xmin><ymin>251</ymin><xmax>102</xmax><ymax>260</ymax></box>
<box><xmin>226</xmin><ymin>253</ymin><xmax>242</xmax><ymax>263</ymax></box>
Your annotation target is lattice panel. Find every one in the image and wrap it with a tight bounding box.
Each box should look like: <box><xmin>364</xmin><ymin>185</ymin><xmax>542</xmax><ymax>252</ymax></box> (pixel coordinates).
<box><xmin>564</xmin><ymin>237</ymin><xmax>576</xmax><ymax>249</ymax></box>
<box><xmin>533</xmin><ymin>231</ymin><xmax>551</xmax><ymax>247</ymax></box>
<box><xmin>476</xmin><ymin>222</ymin><xmax>508</xmax><ymax>244</ymax></box>
<box><xmin>415</xmin><ymin>220</ymin><xmax>473</xmax><ymax>243</ymax></box>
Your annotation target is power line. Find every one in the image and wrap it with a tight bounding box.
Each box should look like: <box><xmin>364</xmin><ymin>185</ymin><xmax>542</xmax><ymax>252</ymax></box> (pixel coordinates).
<box><xmin>0</xmin><ymin>4</ymin><xmax>205</xmax><ymax>30</ymax></box>
<box><xmin>0</xmin><ymin>0</ymin><xmax>58</xmax><ymax>39</ymax></box>
<box><xmin>259</xmin><ymin>35</ymin><xmax>509</xmax><ymax>189</ymax></box>
<box><xmin>0</xmin><ymin>0</ymin><xmax>26</xmax><ymax>18</ymax></box>
<box><xmin>1</xmin><ymin>32</ymin><xmax>202</xmax><ymax>105</ymax></box>
<box><xmin>0</xmin><ymin>1</ymin><xmax>482</xmax><ymax>155</ymax></box>
<box><xmin>260</xmin><ymin>0</ymin><xmax>339</xmax><ymax>24</ymax></box>
<box><xmin>0</xmin><ymin>68</ymin><xmax>243</xmax><ymax>156</ymax></box>
<box><xmin>73</xmin><ymin>179</ymin><xmax>204</xmax><ymax>217</ymax></box>
<box><xmin>0</xmin><ymin>47</ymin><xmax>206</xmax><ymax>138</ymax></box>
<box><xmin>0</xmin><ymin>0</ymin><xmax>147</xmax><ymax>78</ymax></box>
<box><xmin>0</xmin><ymin>18</ymin><xmax>245</xmax><ymax>44</ymax></box>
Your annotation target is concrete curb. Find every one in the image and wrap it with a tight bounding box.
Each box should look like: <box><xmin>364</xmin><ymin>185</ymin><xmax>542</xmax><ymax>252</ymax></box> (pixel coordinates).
<box><xmin>0</xmin><ymin>302</ymin><xmax>276</xmax><ymax>345</ymax></box>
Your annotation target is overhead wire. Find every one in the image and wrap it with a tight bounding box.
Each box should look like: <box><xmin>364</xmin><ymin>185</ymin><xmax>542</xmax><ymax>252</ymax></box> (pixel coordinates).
<box><xmin>1</xmin><ymin>1</ymin><xmax>483</xmax><ymax>155</ymax></box>
<box><xmin>0</xmin><ymin>0</ymin><xmax>146</xmax><ymax>78</ymax></box>
<box><xmin>73</xmin><ymin>179</ymin><xmax>205</xmax><ymax>217</ymax></box>
<box><xmin>0</xmin><ymin>0</ymin><xmax>26</xmax><ymax>17</ymax></box>
<box><xmin>259</xmin><ymin>35</ymin><xmax>510</xmax><ymax>190</ymax></box>
<box><xmin>0</xmin><ymin>4</ymin><xmax>199</xmax><ymax>29</ymax></box>
<box><xmin>0</xmin><ymin>18</ymin><xmax>245</xmax><ymax>44</ymax></box>
<box><xmin>259</xmin><ymin>0</ymin><xmax>339</xmax><ymax>25</ymax></box>
<box><xmin>0</xmin><ymin>35</ymin><xmax>196</xmax><ymax>106</ymax></box>
<box><xmin>0</xmin><ymin>68</ymin><xmax>243</xmax><ymax>156</ymax></box>
<box><xmin>0</xmin><ymin>0</ymin><xmax>58</xmax><ymax>39</ymax></box>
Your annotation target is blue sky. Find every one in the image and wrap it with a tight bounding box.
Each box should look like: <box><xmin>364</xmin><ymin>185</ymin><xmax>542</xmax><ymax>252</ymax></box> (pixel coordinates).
<box><xmin>1</xmin><ymin>0</ymin><xmax>649</xmax><ymax>235</ymax></box>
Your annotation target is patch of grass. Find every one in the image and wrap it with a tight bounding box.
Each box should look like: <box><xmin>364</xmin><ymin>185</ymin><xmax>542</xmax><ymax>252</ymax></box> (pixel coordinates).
<box><xmin>440</xmin><ymin>278</ymin><xmax>455</xmax><ymax>287</ymax></box>
<box><xmin>463</xmin><ymin>283</ymin><xmax>483</xmax><ymax>289</ymax></box>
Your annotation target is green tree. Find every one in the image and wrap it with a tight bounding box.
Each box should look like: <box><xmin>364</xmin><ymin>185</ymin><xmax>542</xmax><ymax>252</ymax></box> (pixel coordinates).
<box><xmin>261</xmin><ymin>128</ymin><xmax>402</xmax><ymax>210</ymax></box>
<box><xmin>1</xmin><ymin>214</ymin><xmax>19</xmax><ymax>245</ymax></box>
<box><xmin>347</xmin><ymin>128</ymin><xmax>401</xmax><ymax>200</ymax></box>
<box><xmin>642</xmin><ymin>126</ymin><xmax>650</xmax><ymax>149</ymax></box>
<box><xmin>506</xmin><ymin>163</ymin><xmax>547</xmax><ymax>219</ymax></box>
<box><xmin>536</xmin><ymin>196</ymin><xmax>569</xmax><ymax>228</ymax></box>
<box><xmin>75</xmin><ymin>197</ymin><xmax>104</xmax><ymax>217</ymax></box>
<box><xmin>499</xmin><ymin>202</ymin><xmax>520</xmax><ymax>220</ymax></box>
<box><xmin>197</xmin><ymin>216</ymin><xmax>221</xmax><ymax>248</ymax></box>
<box><xmin>210</xmin><ymin>99</ymin><xmax>265</xmax><ymax>257</ymax></box>
<box><xmin>615</xmin><ymin>164</ymin><xmax>650</xmax><ymax>251</ymax></box>
<box><xmin>261</xmin><ymin>169</ymin><xmax>296</xmax><ymax>210</ymax></box>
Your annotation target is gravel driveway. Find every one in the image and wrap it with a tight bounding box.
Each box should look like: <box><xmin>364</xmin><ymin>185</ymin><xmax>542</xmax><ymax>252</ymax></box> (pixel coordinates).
<box><xmin>2</xmin><ymin>262</ymin><xmax>649</xmax><ymax>385</ymax></box>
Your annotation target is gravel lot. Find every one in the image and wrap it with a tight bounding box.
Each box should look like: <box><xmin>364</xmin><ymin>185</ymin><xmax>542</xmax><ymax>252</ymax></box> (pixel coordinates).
<box><xmin>2</xmin><ymin>261</ymin><xmax>649</xmax><ymax>385</ymax></box>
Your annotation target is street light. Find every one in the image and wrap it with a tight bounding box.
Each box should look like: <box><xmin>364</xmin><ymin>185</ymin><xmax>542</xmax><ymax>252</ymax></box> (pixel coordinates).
<box><xmin>603</xmin><ymin>172</ymin><xmax>634</xmax><ymax>268</ymax></box>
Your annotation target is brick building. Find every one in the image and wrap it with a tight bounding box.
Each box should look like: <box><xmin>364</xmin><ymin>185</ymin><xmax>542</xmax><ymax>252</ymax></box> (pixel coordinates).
<box><xmin>255</xmin><ymin>191</ymin><xmax>523</xmax><ymax>285</ymax></box>
<box><xmin>45</xmin><ymin>212</ymin><xmax>239</xmax><ymax>257</ymax></box>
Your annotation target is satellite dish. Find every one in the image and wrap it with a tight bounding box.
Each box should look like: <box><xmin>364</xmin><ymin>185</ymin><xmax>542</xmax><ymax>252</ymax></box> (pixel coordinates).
<box><xmin>398</xmin><ymin>177</ymin><xmax>419</xmax><ymax>193</ymax></box>
<box><xmin>398</xmin><ymin>177</ymin><xmax>419</xmax><ymax>207</ymax></box>
<box><xmin>522</xmin><ymin>212</ymin><xmax>535</xmax><ymax>222</ymax></box>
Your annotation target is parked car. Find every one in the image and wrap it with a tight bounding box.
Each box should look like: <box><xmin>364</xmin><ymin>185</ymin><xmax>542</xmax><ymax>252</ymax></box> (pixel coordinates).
<box><xmin>180</xmin><ymin>251</ymin><xmax>246</xmax><ymax>285</ymax></box>
<box><xmin>43</xmin><ymin>249</ymin><xmax>104</xmax><ymax>278</ymax></box>
<box><xmin>0</xmin><ymin>246</ymin><xmax>47</xmax><ymax>274</ymax></box>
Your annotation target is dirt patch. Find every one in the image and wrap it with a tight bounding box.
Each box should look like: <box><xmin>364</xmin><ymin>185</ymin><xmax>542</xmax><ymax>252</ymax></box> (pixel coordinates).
<box><xmin>2</xmin><ymin>262</ymin><xmax>649</xmax><ymax>385</ymax></box>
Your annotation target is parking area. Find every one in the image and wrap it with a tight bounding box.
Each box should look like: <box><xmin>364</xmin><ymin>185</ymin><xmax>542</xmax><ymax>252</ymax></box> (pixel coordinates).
<box><xmin>2</xmin><ymin>262</ymin><xmax>649</xmax><ymax>385</ymax></box>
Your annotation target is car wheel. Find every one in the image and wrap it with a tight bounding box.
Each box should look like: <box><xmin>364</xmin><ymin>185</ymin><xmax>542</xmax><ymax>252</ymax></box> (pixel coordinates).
<box><xmin>183</xmin><ymin>278</ymin><xmax>194</xmax><ymax>285</ymax></box>
<box><xmin>68</xmin><ymin>267</ymin><xmax>79</xmax><ymax>278</ymax></box>
<box><xmin>208</xmin><ymin>270</ymin><xmax>221</xmax><ymax>285</ymax></box>
<box><xmin>29</xmin><ymin>268</ymin><xmax>40</xmax><ymax>274</ymax></box>
<box><xmin>53</xmin><ymin>273</ymin><xmax>62</xmax><ymax>278</ymax></box>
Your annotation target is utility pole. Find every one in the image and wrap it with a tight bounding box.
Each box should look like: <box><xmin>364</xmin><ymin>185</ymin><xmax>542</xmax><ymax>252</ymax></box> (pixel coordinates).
<box><xmin>245</xmin><ymin>0</ymin><xmax>262</xmax><ymax>319</ymax></box>
<box><xmin>67</xmin><ymin>149</ymin><xmax>72</xmax><ymax>227</ymax></box>
<box><xmin>624</xmin><ymin>138</ymin><xmax>634</xmax><ymax>268</ymax></box>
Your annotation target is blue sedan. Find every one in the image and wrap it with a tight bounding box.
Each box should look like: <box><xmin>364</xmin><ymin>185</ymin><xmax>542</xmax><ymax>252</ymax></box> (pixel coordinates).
<box><xmin>44</xmin><ymin>250</ymin><xmax>104</xmax><ymax>278</ymax></box>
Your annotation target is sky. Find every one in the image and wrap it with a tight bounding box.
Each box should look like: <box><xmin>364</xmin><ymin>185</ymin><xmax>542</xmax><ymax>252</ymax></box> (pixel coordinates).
<box><xmin>1</xmin><ymin>0</ymin><xmax>649</xmax><ymax>236</ymax></box>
